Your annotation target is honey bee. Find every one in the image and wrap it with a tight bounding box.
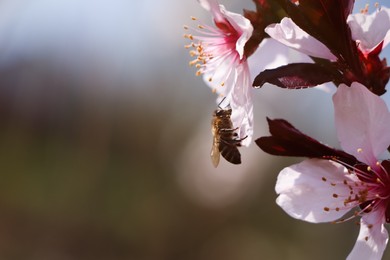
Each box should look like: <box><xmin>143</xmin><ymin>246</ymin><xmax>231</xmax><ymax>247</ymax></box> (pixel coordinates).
<box><xmin>211</xmin><ymin>107</ymin><xmax>247</xmax><ymax>167</ymax></box>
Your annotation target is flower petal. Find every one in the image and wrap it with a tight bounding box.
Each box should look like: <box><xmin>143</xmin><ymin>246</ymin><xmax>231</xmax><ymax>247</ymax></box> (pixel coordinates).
<box><xmin>333</xmin><ymin>82</ymin><xmax>390</xmax><ymax>166</ymax></box>
<box><xmin>276</xmin><ymin>159</ymin><xmax>357</xmax><ymax>223</ymax></box>
<box><xmin>347</xmin><ymin>209</ymin><xmax>388</xmax><ymax>260</ymax></box>
<box><xmin>218</xmin><ymin>5</ymin><xmax>252</xmax><ymax>59</ymax></box>
<box><xmin>347</xmin><ymin>7</ymin><xmax>390</xmax><ymax>54</ymax></box>
<box><xmin>265</xmin><ymin>18</ymin><xmax>337</xmax><ymax>61</ymax></box>
<box><xmin>229</xmin><ymin>62</ymin><xmax>253</xmax><ymax>146</ymax></box>
<box><xmin>247</xmin><ymin>38</ymin><xmax>313</xmax><ymax>82</ymax></box>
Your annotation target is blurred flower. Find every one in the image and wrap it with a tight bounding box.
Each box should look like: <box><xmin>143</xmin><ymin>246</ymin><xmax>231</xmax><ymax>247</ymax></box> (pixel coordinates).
<box><xmin>184</xmin><ymin>0</ymin><xmax>253</xmax><ymax>145</ymax></box>
<box><xmin>257</xmin><ymin>82</ymin><xmax>390</xmax><ymax>259</ymax></box>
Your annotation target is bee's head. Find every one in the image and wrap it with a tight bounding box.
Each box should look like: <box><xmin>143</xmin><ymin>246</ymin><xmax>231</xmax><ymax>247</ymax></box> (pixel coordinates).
<box><xmin>214</xmin><ymin>108</ymin><xmax>232</xmax><ymax>117</ymax></box>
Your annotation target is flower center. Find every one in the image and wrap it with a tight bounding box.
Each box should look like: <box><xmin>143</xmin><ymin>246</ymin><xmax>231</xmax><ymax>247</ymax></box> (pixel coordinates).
<box><xmin>349</xmin><ymin>160</ymin><xmax>390</xmax><ymax>222</ymax></box>
<box><xmin>183</xmin><ymin>16</ymin><xmax>241</xmax><ymax>90</ymax></box>
<box><xmin>320</xmin><ymin>158</ymin><xmax>390</xmax><ymax>223</ymax></box>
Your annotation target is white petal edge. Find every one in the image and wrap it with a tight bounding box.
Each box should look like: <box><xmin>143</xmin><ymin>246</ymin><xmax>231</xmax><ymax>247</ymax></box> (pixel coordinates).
<box><xmin>275</xmin><ymin>159</ymin><xmax>356</xmax><ymax>223</ymax></box>
<box><xmin>347</xmin><ymin>209</ymin><xmax>388</xmax><ymax>260</ymax></box>
<box><xmin>265</xmin><ymin>17</ymin><xmax>337</xmax><ymax>61</ymax></box>
<box><xmin>333</xmin><ymin>82</ymin><xmax>390</xmax><ymax>166</ymax></box>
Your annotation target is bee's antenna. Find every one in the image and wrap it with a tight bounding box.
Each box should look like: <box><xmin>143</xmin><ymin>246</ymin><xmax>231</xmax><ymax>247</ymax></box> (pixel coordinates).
<box><xmin>217</xmin><ymin>97</ymin><xmax>227</xmax><ymax>109</ymax></box>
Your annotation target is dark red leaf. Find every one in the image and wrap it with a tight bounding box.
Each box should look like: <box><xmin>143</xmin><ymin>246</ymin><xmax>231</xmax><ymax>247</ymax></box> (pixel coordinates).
<box><xmin>256</xmin><ymin>118</ymin><xmax>357</xmax><ymax>166</ymax></box>
<box><xmin>253</xmin><ymin>63</ymin><xmax>337</xmax><ymax>88</ymax></box>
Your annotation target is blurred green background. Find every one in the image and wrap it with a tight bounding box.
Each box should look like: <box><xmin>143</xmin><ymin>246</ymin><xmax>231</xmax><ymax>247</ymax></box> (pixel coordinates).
<box><xmin>0</xmin><ymin>0</ymin><xmax>388</xmax><ymax>259</ymax></box>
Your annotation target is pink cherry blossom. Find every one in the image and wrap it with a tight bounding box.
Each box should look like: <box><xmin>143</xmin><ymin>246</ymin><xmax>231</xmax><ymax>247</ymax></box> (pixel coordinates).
<box><xmin>347</xmin><ymin>7</ymin><xmax>390</xmax><ymax>55</ymax></box>
<box><xmin>275</xmin><ymin>82</ymin><xmax>390</xmax><ymax>259</ymax></box>
<box><xmin>184</xmin><ymin>0</ymin><xmax>253</xmax><ymax>145</ymax></box>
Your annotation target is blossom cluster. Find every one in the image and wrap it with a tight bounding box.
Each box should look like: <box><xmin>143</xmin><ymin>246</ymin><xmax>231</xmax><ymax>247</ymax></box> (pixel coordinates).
<box><xmin>184</xmin><ymin>0</ymin><xmax>390</xmax><ymax>259</ymax></box>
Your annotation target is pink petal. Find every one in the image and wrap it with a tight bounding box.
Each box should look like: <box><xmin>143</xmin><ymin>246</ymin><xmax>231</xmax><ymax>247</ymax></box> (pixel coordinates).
<box><xmin>347</xmin><ymin>210</ymin><xmax>388</xmax><ymax>260</ymax></box>
<box><xmin>333</xmin><ymin>82</ymin><xmax>390</xmax><ymax>166</ymax></box>
<box><xmin>275</xmin><ymin>159</ymin><xmax>357</xmax><ymax>223</ymax></box>
<box><xmin>247</xmin><ymin>38</ymin><xmax>313</xmax><ymax>81</ymax></box>
<box><xmin>347</xmin><ymin>7</ymin><xmax>390</xmax><ymax>54</ymax></box>
<box><xmin>265</xmin><ymin>18</ymin><xmax>337</xmax><ymax>61</ymax></box>
<box><xmin>218</xmin><ymin>5</ymin><xmax>252</xmax><ymax>59</ymax></box>
<box><xmin>197</xmin><ymin>1</ymin><xmax>253</xmax><ymax>59</ymax></box>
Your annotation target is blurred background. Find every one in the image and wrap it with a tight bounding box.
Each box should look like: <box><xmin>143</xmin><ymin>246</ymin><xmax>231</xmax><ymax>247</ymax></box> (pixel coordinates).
<box><xmin>0</xmin><ymin>0</ymin><xmax>388</xmax><ymax>259</ymax></box>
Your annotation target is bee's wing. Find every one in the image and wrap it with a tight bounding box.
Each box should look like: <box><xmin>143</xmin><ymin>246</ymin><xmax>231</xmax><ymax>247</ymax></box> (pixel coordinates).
<box><xmin>210</xmin><ymin>138</ymin><xmax>220</xmax><ymax>168</ymax></box>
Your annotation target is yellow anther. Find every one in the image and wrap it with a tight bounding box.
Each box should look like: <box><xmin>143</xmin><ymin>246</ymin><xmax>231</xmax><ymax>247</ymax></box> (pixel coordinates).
<box><xmin>357</xmin><ymin>148</ymin><xmax>363</xmax><ymax>153</ymax></box>
<box><xmin>189</xmin><ymin>60</ymin><xmax>197</xmax><ymax>67</ymax></box>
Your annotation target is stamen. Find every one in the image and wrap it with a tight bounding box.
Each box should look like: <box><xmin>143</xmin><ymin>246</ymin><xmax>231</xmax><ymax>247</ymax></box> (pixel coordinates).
<box><xmin>360</xmin><ymin>4</ymin><xmax>369</xmax><ymax>14</ymax></box>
